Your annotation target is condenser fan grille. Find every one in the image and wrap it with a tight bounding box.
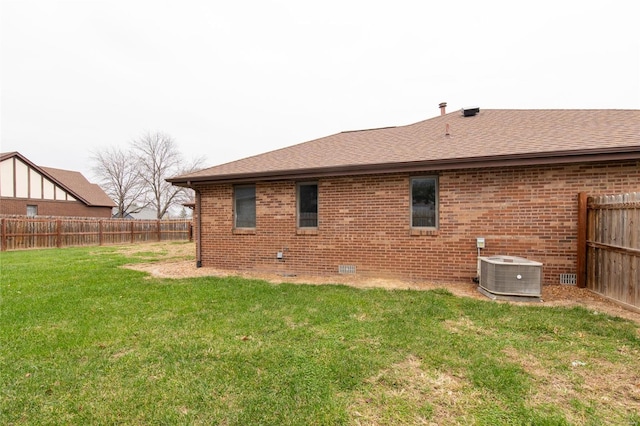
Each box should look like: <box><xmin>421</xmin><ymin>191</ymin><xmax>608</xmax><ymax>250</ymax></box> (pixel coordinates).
<box><xmin>479</xmin><ymin>256</ymin><xmax>542</xmax><ymax>297</ymax></box>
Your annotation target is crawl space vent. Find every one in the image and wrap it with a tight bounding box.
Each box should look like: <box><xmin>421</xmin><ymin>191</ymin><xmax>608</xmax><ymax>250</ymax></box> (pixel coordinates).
<box><xmin>559</xmin><ymin>274</ymin><xmax>577</xmax><ymax>285</ymax></box>
<box><xmin>338</xmin><ymin>265</ymin><xmax>356</xmax><ymax>274</ymax></box>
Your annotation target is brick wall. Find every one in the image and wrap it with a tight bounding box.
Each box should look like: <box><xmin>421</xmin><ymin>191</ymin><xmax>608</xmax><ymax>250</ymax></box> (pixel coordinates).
<box><xmin>196</xmin><ymin>160</ymin><xmax>639</xmax><ymax>285</ymax></box>
<box><xmin>0</xmin><ymin>198</ymin><xmax>112</xmax><ymax>218</ymax></box>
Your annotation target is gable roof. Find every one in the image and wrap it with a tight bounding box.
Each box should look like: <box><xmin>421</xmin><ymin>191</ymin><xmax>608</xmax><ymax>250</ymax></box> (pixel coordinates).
<box><xmin>169</xmin><ymin>109</ymin><xmax>640</xmax><ymax>185</ymax></box>
<box><xmin>0</xmin><ymin>151</ymin><xmax>115</xmax><ymax>207</ymax></box>
<box><xmin>41</xmin><ymin>166</ymin><xmax>115</xmax><ymax>207</ymax></box>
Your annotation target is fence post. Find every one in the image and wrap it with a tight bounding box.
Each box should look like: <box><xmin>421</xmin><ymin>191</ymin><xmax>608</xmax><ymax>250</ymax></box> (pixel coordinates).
<box><xmin>130</xmin><ymin>221</ymin><xmax>135</xmax><ymax>243</ymax></box>
<box><xmin>1</xmin><ymin>218</ymin><xmax>5</xmax><ymax>252</ymax></box>
<box><xmin>98</xmin><ymin>220</ymin><xmax>103</xmax><ymax>246</ymax></box>
<box><xmin>157</xmin><ymin>220</ymin><xmax>161</xmax><ymax>242</ymax></box>
<box><xmin>56</xmin><ymin>219</ymin><xmax>62</xmax><ymax>248</ymax></box>
<box><xmin>577</xmin><ymin>192</ymin><xmax>588</xmax><ymax>288</ymax></box>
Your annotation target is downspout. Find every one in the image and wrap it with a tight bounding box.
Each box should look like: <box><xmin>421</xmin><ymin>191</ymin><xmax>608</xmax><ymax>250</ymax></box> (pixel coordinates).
<box><xmin>187</xmin><ymin>181</ymin><xmax>203</xmax><ymax>268</ymax></box>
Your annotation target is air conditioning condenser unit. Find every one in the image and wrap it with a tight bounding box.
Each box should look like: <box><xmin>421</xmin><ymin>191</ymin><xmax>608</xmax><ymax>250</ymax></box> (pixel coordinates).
<box><xmin>479</xmin><ymin>255</ymin><xmax>542</xmax><ymax>301</ymax></box>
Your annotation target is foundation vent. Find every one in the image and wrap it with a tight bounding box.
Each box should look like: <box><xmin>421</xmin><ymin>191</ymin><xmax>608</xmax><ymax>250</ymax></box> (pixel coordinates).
<box><xmin>338</xmin><ymin>265</ymin><xmax>356</xmax><ymax>274</ymax></box>
<box><xmin>559</xmin><ymin>274</ymin><xmax>577</xmax><ymax>285</ymax></box>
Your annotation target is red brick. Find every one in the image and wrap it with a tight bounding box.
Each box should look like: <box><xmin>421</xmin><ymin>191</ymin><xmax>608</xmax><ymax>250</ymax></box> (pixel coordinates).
<box><xmin>195</xmin><ymin>160</ymin><xmax>639</xmax><ymax>285</ymax></box>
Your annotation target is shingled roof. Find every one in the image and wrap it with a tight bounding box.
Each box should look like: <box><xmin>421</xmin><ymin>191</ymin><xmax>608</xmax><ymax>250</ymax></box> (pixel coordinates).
<box><xmin>41</xmin><ymin>166</ymin><xmax>115</xmax><ymax>207</ymax></box>
<box><xmin>169</xmin><ymin>109</ymin><xmax>640</xmax><ymax>185</ymax></box>
<box><xmin>0</xmin><ymin>152</ymin><xmax>115</xmax><ymax>207</ymax></box>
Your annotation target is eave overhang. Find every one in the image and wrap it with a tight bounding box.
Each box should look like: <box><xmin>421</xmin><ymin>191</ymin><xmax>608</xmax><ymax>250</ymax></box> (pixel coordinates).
<box><xmin>167</xmin><ymin>146</ymin><xmax>640</xmax><ymax>187</ymax></box>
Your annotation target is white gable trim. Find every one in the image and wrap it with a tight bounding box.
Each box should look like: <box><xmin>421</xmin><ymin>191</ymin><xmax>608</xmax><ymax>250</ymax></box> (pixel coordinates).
<box><xmin>0</xmin><ymin>156</ymin><xmax>74</xmax><ymax>201</ymax></box>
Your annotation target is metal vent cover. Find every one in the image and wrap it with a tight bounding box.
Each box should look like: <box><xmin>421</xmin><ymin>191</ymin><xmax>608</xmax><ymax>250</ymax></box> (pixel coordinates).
<box><xmin>560</xmin><ymin>274</ymin><xmax>577</xmax><ymax>285</ymax></box>
<box><xmin>480</xmin><ymin>256</ymin><xmax>542</xmax><ymax>297</ymax></box>
<box><xmin>461</xmin><ymin>106</ymin><xmax>480</xmax><ymax>117</ymax></box>
<box><xmin>338</xmin><ymin>265</ymin><xmax>356</xmax><ymax>274</ymax></box>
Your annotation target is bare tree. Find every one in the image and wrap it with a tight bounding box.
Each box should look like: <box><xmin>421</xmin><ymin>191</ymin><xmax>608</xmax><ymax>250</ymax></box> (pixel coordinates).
<box><xmin>92</xmin><ymin>146</ymin><xmax>147</xmax><ymax>218</ymax></box>
<box><xmin>132</xmin><ymin>132</ymin><xmax>205</xmax><ymax>219</ymax></box>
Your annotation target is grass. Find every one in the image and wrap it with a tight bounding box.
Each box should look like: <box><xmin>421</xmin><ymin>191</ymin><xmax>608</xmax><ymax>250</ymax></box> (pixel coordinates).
<box><xmin>1</xmin><ymin>243</ymin><xmax>639</xmax><ymax>425</ymax></box>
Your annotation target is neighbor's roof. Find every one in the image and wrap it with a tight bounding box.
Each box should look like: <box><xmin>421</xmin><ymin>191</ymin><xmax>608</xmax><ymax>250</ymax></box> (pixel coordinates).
<box><xmin>169</xmin><ymin>109</ymin><xmax>640</xmax><ymax>185</ymax></box>
<box><xmin>41</xmin><ymin>166</ymin><xmax>115</xmax><ymax>207</ymax></box>
<box><xmin>0</xmin><ymin>151</ymin><xmax>115</xmax><ymax>207</ymax></box>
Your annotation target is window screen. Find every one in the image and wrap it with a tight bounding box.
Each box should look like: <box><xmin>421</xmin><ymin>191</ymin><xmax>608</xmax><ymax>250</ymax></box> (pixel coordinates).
<box><xmin>411</xmin><ymin>177</ymin><xmax>437</xmax><ymax>228</ymax></box>
<box><xmin>298</xmin><ymin>183</ymin><xmax>318</xmax><ymax>227</ymax></box>
<box><xmin>234</xmin><ymin>185</ymin><xmax>256</xmax><ymax>228</ymax></box>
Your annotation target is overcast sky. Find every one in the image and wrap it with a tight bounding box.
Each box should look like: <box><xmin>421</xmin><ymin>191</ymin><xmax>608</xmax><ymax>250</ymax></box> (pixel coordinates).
<box><xmin>2</xmin><ymin>0</ymin><xmax>639</xmax><ymax>181</ymax></box>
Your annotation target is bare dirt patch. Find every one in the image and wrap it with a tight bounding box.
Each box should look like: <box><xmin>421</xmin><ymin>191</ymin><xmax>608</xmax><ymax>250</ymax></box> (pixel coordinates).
<box><xmin>501</xmin><ymin>345</ymin><xmax>640</xmax><ymax>424</ymax></box>
<box><xmin>122</xmin><ymin>242</ymin><xmax>640</xmax><ymax>324</ymax></box>
<box><xmin>349</xmin><ymin>354</ymin><xmax>476</xmax><ymax>425</ymax></box>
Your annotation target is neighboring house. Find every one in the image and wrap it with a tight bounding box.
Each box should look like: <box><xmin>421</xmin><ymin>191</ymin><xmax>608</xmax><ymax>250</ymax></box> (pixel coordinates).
<box><xmin>112</xmin><ymin>206</ymin><xmax>158</xmax><ymax>220</ymax></box>
<box><xmin>168</xmin><ymin>106</ymin><xmax>640</xmax><ymax>285</ymax></box>
<box><xmin>112</xmin><ymin>206</ymin><xmax>193</xmax><ymax>220</ymax></box>
<box><xmin>0</xmin><ymin>151</ymin><xmax>115</xmax><ymax>218</ymax></box>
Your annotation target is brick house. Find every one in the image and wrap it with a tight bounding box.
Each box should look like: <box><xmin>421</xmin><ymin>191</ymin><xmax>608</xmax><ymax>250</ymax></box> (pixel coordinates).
<box><xmin>168</xmin><ymin>106</ymin><xmax>640</xmax><ymax>285</ymax></box>
<box><xmin>0</xmin><ymin>151</ymin><xmax>115</xmax><ymax>218</ymax></box>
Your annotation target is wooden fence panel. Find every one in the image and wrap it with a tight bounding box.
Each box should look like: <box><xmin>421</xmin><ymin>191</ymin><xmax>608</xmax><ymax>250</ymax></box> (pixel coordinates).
<box><xmin>61</xmin><ymin>218</ymin><xmax>101</xmax><ymax>247</ymax></box>
<box><xmin>586</xmin><ymin>192</ymin><xmax>640</xmax><ymax>310</ymax></box>
<box><xmin>2</xmin><ymin>218</ymin><xmax>57</xmax><ymax>250</ymax></box>
<box><xmin>0</xmin><ymin>217</ymin><xmax>192</xmax><ymax>251</ymax></box>
<box><xmin>101</xmin><ymin>220</ymin><xmax>134</xmax><ymax>245</ymax></box>
<box><xmin>160</xmin><ymin>220</ymin><xmax>191</xmax><ymax>241</ymax></box>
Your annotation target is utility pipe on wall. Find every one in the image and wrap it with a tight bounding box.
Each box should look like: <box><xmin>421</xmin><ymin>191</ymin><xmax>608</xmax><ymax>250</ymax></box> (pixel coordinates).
<box><xmin>187</xmin><ymin>181</ymin><xmax>202</xmax><ymax>268</ymax></box>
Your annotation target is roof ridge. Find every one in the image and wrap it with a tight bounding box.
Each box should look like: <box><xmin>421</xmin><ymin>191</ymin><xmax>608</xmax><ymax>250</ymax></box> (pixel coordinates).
<box><xmin>340</xmin><ymin>126</ymin><xmax>397</xmax><ymax>134</ymax></box>
<box><xmin>168</xmin><ymin>109</ymin><xmax>640</xmax><ymax>185</ymax></box>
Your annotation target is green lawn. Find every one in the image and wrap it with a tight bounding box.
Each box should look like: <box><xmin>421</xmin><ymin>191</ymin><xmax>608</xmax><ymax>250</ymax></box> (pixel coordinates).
<box><xmin>1</xmin><ymin>243</ymin><xmax>639</xmax><ymax>425</ymax></box>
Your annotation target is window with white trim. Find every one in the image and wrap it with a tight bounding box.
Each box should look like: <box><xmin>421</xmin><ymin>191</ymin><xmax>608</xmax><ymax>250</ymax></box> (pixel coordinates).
<box><xmin>297</xmin><ymin>182</ymin><xmax>318</xmax><ymax>228</ymax></box>
<box><xmin>26</xmin><ymin>205</ymin><xmax>38</xmax><ymax>217</ymax></box>
<box><xmin>411</xmin><ymin>177</ymin><xmax>437</xmax><ymax>228</ymax></box>
<box><xmin>234</xmin><ymin>185</ymin><xmax>256</xmax><ymax>228</ymax></box>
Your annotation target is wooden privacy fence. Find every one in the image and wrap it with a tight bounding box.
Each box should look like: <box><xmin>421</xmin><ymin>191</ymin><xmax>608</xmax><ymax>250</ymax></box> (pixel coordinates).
<box><xmin>0</xmin><ymin>217</ymin><xmax>192</xmax><ymax>251</ymax></box>
<box><xmin>578</xmin><ymin>192</ymin><xmax>640</xmax><ymax>311</ymax></box>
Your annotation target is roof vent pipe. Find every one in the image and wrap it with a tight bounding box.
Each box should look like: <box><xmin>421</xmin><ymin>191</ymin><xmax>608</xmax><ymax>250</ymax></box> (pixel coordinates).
<box><xmin>439</xmin><ymin>102</ymin><xmax>447</xmax><ymax>116</ymax></box>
